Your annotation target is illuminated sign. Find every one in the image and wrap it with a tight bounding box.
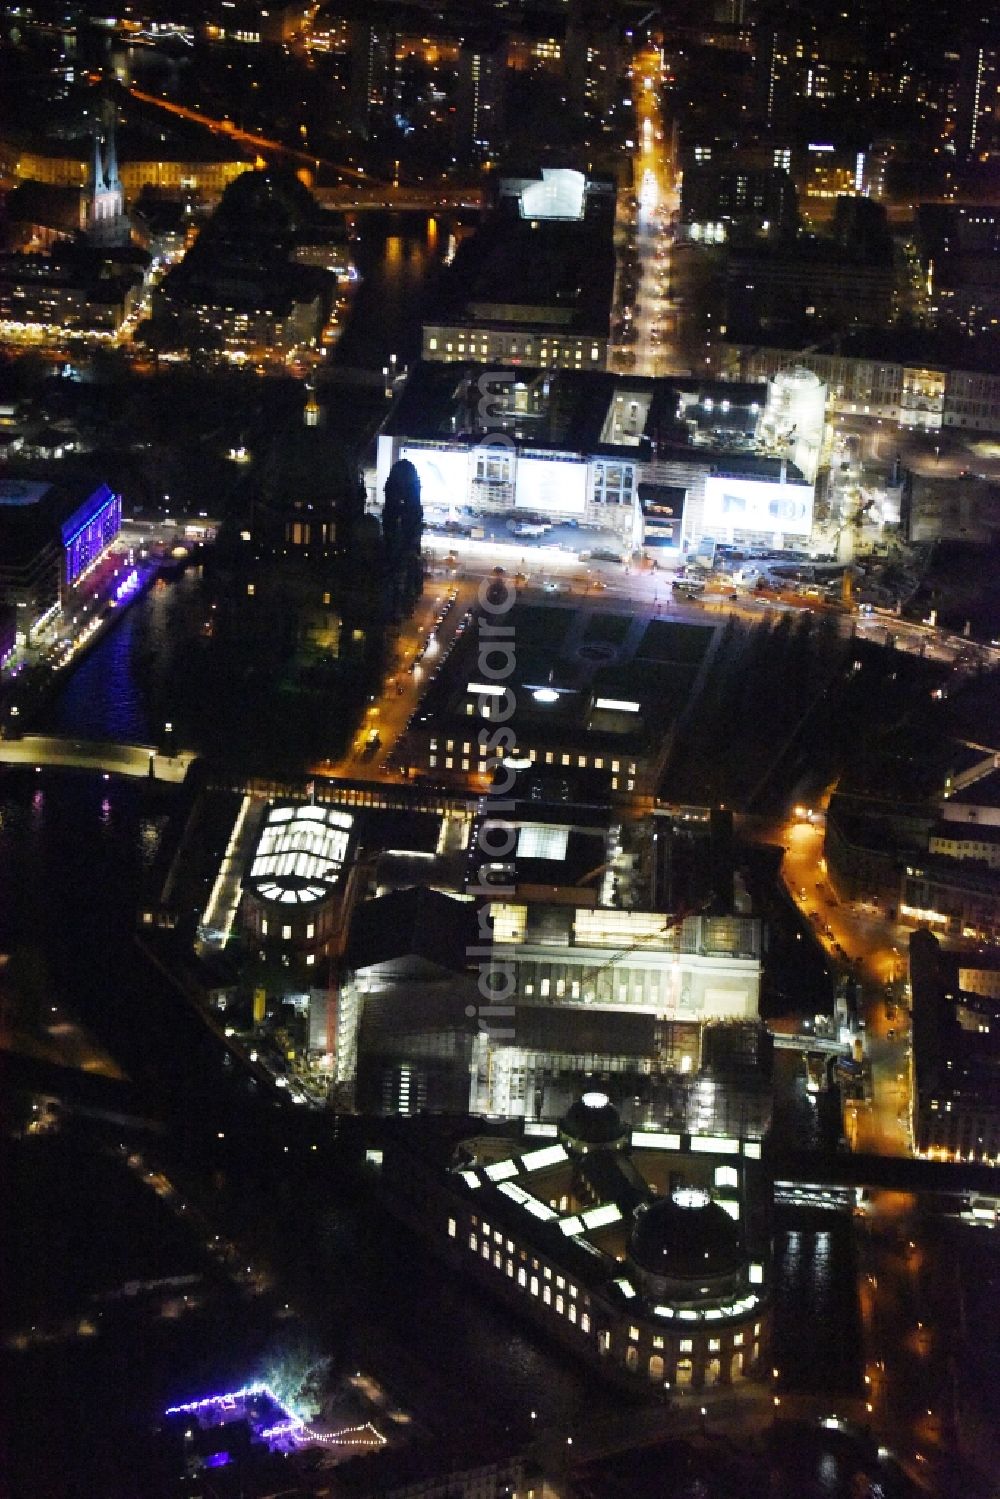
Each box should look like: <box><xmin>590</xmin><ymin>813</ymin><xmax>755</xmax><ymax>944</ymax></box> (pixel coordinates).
<box><xmin>639</xmin><ymin>483</ymin><xmax>685</xmax><ymax>546</ymax></box>
<box><xmin>399</xmin><ymin>446</ymin><xmax>469</xmax><ymax>511</ymax></box>
<box><xmin>515</xmin><ymin>456</ymin><xmax>588</xmax><ymax>515</ymax></box>
<box><xmin>702</xmin><ymin>477</ymin><xmax>814</xmax><ymax>538</ymax></box>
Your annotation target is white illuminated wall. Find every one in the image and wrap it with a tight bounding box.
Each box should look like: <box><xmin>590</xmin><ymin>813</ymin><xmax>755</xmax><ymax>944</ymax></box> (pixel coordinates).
<box><xmin>518</xmin><ymin>168</ymin><xmax>587</xmax><ymax>221</ymax></box>
<box><xmin>399</xmin><ymin>446</ymin><xmax>470</xmax><ymax>512</ymax></box>
<box><xmin>702</xmin><ymin>477</ymin><xmax>814</xmax><ymax>540</ymax></box>
<box><xmin>514</xmin><ymin>457</ymin><xmax>588</xmax><ymax>515</ymax></box>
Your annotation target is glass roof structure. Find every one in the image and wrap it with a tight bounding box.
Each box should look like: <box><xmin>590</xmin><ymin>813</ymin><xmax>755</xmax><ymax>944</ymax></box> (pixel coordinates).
<box><xmin>247</xmin><ymin>803</ymin><xmax>353</xmax><ymax>906</ymax></box>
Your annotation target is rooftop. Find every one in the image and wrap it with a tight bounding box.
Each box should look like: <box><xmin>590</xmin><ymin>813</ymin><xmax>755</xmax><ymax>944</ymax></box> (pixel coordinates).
<box><xmin>436</xmin><ymin>1108</ymin><xmax>766</xmax><ymax>1320</ymax></box>
<box><xmin>0</xmin><ymin>476</ymin><xmax>114</xmax><ymax>566</ymax></box>
<box><xmin>426</xmin><ymin>172</ymin><xmax>616</xmax><ymax>338</ymax></box>
<box><xmin>382</xmin><ymin>362</ymin><xmax>777</xmax><ymax>471</ymax></box>
<box><xmin>245</xmin><ymin>802</ymin><xmax>353</xmax><ymax>908</ymax></box>
<box><xmin>409</xmin><ymin>600</ymin><xmax>717</xmax><ymax>763</ymax></box>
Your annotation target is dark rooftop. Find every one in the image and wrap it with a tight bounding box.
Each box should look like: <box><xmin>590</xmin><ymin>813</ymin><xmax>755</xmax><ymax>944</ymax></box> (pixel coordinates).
<box><xmin>426</xmin><ymin>175</ymin><xmax>616</xmax><ymax>338</ymax></box>
<box><xmin>346</xmin><ymin>886</ymin><xmax>478</xmax><ymax>974</ymax></box>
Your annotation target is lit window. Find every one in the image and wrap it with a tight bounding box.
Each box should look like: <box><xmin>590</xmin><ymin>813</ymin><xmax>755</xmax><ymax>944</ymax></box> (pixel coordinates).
<box><xmin>680</xmin><ymin>1339</ymin><xmax>693</xmax><ymax>1353</ymax></box>
<box><xmin>469</xmin><ymin>1234</ymin><xmax>478</xmax><ymax>1251</ymax></box>
<box><xmin>530</xmin><ymin>1276</ymin><xmax>539</xmax><ymax>1296</ymax></box>
<box><xmin>581</xmin><ymin>1313</ymin><xmax>591</xmax><ymax>1333</ymax></box>
<box><xmin>709</xmin><ymin>1338</ymin><xmax>720</xmax><ymax>1352</ymax></box>
<box><xmin>448</xmin><ymin>1218</ymin><xmax>457</xmax><ymax>1238</ymax></box>
<box><xmin>734</xmin><ymin>1333</ymin><xmax>743</xmax><ymax>1346</ymax></box>
<box><xmin>306</xmin><ymin>922</ymin><xmax>315</xmax><ymax>940</ymax></box>
<box><xmin>282</xmin><ymin>925</ymin><xmax>291</xmax><ymax>940</ymax></box>
<box><xmin>629</xmin><ymin>1325</ymin><xmax>640</xmax><ymax>1341</ymax></box>
<box><xmin>261</xmin><ymin>918</ymin><xmax>268</xmax><ymax>936</ymax></box>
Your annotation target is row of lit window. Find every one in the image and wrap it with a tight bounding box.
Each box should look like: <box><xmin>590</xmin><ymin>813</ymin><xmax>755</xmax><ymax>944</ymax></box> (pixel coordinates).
<box><xmin>449</xmin><ymin>1213</ymin><xmax>762</xmax><ymax>1370</ymax></box>
<box><xmin>451</xmin><ymin>1217</ymin><xmax>592</xmax><ymax>1327</ymax></box>
<box><xmin>428</xmin><ymin>748</ymin><xmax>635</xmax><ymax>791</ymax></box>
<box><xmin>430</xmin><ymin>740</ymin><xmax>634</xmax><ymax>775</ymax></box>
<box><xmin>260</xmin><ymin>917</ymin><xmax>316</xmax><ymax>940</ymax></box>
<box><xmin>428</xmin><ymin>333</ymin><xmax>602</xmax><ymax>366</ymax></box>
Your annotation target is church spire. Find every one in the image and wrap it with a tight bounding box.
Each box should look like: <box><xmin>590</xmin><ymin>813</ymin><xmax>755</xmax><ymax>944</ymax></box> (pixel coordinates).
<box><xmin>102</xmin><ymin>109</ymin><xmax>120</xmax><ymax>191</ymax></box>
<box><xmin>91</xmin><ymin>130</ymin><xmax>106</xmax><ymax>197</ymax></box>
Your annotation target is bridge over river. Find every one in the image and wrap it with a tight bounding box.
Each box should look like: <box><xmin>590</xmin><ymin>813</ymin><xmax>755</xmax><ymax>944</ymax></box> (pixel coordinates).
<box><xmin>0</xmin><ymin>734</ymin><xmax>194</xmax><ymax>782</ymax></box>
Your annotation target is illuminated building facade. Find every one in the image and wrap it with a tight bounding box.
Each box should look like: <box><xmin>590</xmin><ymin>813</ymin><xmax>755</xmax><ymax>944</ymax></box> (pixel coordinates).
<box><xmin>955</xmin><ymin>33</ymin><xmax>1000</xmax><ymax>162</ymax></box>
<box><xmin>240</xmin><ymin>801</ymin><xmax>360</xmax><ymax>967</ymax></box>
<box><xmin>0</xmin><ymin>251</ymin><xmax>143</xmax><ymax>340</ymax></box>
<box><xmin>341</xmin><ymin>775</ymin><xmax>770</xmax><ymax>1132</ymax></box>
<box><xmin>455</xmin><ymin>34</ymin><xmax>507</xmax><ymax>159</ymax></box>
<box><xmin>909</xmin><ymin>929</ymin><xmax>1000</xmax><ymax>1163</ymax></box>
<box><xmin>421</xmin><ymin>170</ymin><xmax>616</xmax><ymax>373</ymax></box>
<box><xmin>0</xmin><ymin>478</ymin><xmax>122</xmax><ymax>642</ymax></box>
<box><xmin>0</xmin><ymin>135</ymin><xmax>253</xmax><ymax>201</ymax></box>
<box><xmin>86</xmin><ymin>110</ymin><xmax>130</xmax><ymax>248</ymax></box>
<box><xmin>62</xmin><ymin>484</ymin><xmax>122</xmax><ymax>588</ymax></box>
<box><xmin>376</xmin><ymin>1096</ymin><xmax>771</xmax><ymax>1391</ymax></box>
<box><xmin>377</xmin><ymin>362</ymin><xmax>812</xmax><ymax>556</ymax></box>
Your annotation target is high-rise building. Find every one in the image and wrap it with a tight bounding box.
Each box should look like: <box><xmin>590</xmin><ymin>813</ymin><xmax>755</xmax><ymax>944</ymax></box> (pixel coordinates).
<box><xmin>455</xmin><ymin>34</ymin><xmax>507</xmax><ymax>161</ymax></box>
<box><xmin>348</xmin><ymin>19</ymin><xmax>396</xmax><ymax>137</ymax></box>
<box><xmin>955</xmin><ymin>24</ymin><xmax>1000</xmax><ymax>162</ymax></box>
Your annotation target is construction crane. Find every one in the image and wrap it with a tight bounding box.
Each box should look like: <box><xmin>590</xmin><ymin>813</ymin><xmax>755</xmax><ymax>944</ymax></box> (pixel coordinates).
<box><xmin>574</xmin><ymin>898</ymin><xmax>712</xmax><ymax>993</ymax></box>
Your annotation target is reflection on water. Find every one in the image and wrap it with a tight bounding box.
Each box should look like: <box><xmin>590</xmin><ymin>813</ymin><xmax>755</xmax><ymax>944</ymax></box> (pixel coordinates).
<box><xmin>772</xmin><ymin>1213</ymin><xmax>862</xmax><ymax>1396</ymax></box>
<box><xmin>333</xmin><ymin>216</ymin><xmax>450</xmax><ymax>371</ymax></box>
<box><xmin>38</xmin><ymin>573</ymin><xmax>202</xmax><ymax>745</ymax></box>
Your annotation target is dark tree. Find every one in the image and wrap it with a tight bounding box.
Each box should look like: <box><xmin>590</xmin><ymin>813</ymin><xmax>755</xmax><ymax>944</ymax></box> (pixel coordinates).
<box><xmin>382</xmin><ymin>458</ymin><xmax>424</xmax><ymax>620</ymax></box>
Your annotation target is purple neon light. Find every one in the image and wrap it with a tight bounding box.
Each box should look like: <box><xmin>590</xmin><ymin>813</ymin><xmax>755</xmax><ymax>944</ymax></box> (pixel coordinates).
<box><xmin>61</xmin><ymin>486</ymin><xmax>119</xmax><ymax>549</ymax></box>
<box><xmin>112</xmin><ymin>569</ymin><xmax>140</xmax><ymax>604</ymax></box>
<box><xmin>164</xmin><ymin>1385</ymin><xmax>388</xmax><ymax>1457</ymax></box>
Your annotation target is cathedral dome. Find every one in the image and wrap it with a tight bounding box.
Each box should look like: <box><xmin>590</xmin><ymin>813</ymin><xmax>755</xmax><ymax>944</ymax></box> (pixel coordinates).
<box><xmin>629</xmin><ymin>1187</ymin><xmax>743</xmax><ymax>1282</ymax></box>
<box><xmin>559</xmin><ymin>1091</ymin><xmax>628</xmax><ymax>1150</ymax></box>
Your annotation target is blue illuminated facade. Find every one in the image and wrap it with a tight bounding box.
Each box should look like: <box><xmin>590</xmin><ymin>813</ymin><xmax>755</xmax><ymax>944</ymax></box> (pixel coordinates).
<box><xmin>60</xmin><ymin>483</ymin><xmax>121</xmax><ymax>589</ymax></box>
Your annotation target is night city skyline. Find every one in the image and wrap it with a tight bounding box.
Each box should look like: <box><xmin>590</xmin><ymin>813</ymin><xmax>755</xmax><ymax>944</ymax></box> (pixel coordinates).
<box><xmin>2</xmin><ymin>0</ymin><xmax>1000</xmax><ymax>1495</ymax></box>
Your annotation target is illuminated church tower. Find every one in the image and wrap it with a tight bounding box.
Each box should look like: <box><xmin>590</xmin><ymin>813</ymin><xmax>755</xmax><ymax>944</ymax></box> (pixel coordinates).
<box><xmin>87</xmin><ymin>101</ymin><xmax>129</xmax><ymax>246</ymax></box>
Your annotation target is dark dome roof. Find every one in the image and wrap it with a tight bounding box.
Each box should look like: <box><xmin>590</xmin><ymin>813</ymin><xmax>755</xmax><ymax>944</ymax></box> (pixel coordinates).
<box><xmin>560</xmin><ymin>1091</ymin><xmax>627</xmax><ymax>1147</ymax></box>
<box><xmin>629</xmin><ymin>1188</ymin><xmax>743</xmax><ymax>1280</ymax></box>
